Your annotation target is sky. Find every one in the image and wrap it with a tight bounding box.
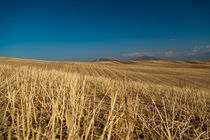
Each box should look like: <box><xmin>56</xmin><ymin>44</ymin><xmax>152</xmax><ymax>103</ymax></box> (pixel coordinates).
<box><xmin>0</xmin><ymin>0</ymin><xmax>210</xmax><ymax>61</ymax></box>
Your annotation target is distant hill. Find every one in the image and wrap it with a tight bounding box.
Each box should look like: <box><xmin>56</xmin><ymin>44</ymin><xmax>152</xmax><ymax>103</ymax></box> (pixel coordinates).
<box><xmin>92</xmin><ymin>57</ymin><xmax>118</xmax><ymax>62</ymax></box>
<box><xmin>128</xmin><ymin>56</ymin><xmax>161</xmax><ymax>61</ymax></box>
<box><xmin>92</xmin><ymin>56</ymin><xmax>162</xmax><ymax>62</ymax></box>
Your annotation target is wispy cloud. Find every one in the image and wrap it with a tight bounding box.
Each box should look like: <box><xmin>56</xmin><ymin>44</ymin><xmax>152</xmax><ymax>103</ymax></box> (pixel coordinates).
<box><xmin>189</xmin><ymin>45</ymin><xmax>210</xmax><ymax>55</ymax></box>
<box><xmin>165</xmin><ymin>51</ymin><xmax>173</xmax><ymax>57</ymax></box>
<box><xmin>123</xmin><ymin>45</ymin><xmax>210</xmax><ymax>60</ymax></box>
<box><xmin>206</xmin><ymin>45</ymin><xmax>210</xmax><ymax>49</ymax></box>
<box><xmin>123</xmin><ymin>51</ymin><xmax>174</xmax><ymax>58</ymax></box>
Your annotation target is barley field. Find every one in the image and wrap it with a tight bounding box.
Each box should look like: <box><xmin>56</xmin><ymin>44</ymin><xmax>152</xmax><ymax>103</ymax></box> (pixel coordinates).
<box><xmin>0</xmin><ymin>57</ymin><xmax>209</xmax><ymax>140</ymax></box>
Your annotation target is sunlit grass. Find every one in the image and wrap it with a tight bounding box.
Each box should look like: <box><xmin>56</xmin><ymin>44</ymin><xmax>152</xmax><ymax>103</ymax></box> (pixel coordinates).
<box><xmin>0</xmin><ymin>58</ymin><xmax>209</xmax><ymax>139</ymax></box>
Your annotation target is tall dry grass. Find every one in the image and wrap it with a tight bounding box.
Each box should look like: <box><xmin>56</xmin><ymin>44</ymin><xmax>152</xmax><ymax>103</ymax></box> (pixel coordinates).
<box><xmin>0</xmin><ymin>58</ymin><xmax>209</xmax><ymax>139</ymax></box>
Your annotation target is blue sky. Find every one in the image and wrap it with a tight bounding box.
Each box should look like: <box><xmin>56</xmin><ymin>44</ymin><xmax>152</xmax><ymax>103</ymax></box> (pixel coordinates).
<box><xmin>0</xmin><ymin>0</ymin><xmax>210</xmax><ymax>61</ymax></box>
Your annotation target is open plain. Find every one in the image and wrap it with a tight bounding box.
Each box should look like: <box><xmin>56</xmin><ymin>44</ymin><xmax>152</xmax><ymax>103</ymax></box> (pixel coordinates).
<box><xmin>0</xmin><ymin>57</ymin><xmax>209</xmax><ymax>139</ymax></box>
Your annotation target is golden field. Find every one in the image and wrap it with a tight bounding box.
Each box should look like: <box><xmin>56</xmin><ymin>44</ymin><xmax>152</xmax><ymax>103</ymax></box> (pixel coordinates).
<box><xmin>0</xmin><ymin>57</ymin><xmax>209</xmax><ymax>139</ymax></box>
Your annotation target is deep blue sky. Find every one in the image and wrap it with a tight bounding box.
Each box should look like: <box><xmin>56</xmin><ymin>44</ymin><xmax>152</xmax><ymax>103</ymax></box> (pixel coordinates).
<box><xmin>0</xmin><ymin>0</ymin><xmax>210</xmax><ymax>61</ymax></box>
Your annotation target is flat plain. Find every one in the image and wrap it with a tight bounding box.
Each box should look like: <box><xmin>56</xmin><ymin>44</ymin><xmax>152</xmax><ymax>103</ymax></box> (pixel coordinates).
<box><xmin>0</xmin><ymin>57</ymin><xmax>209</xmax><ymax>139</ymax></box>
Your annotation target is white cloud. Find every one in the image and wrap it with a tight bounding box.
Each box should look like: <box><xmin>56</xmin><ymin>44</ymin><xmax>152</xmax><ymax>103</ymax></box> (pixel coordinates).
<box><xmin>189</xmin><ymin>45</ymin><xmax>210</xmax><ymax>55</ymax></box>
<box><xmin>206</xmin><ymin>45</ymin><xmax>210</xmax><ymax>49</ymax></box>
<box><xmin>123</xmin><ymin>45</ymin><xmax>210</xmax><ymax>60</ymax></box>
<box><xmin>191</xmin><ymin>46</ymin><xmax>198</xmax><ymax>54</ymax></box>
<box><xmin>123</xmin><ymin>51</ymin><xmax>174</xmax><ymax>58</ymax></box>
<box><xmin>165</xmin><ymin>51</ymin><xmax>173</xmax><ymax>57</ymax></box>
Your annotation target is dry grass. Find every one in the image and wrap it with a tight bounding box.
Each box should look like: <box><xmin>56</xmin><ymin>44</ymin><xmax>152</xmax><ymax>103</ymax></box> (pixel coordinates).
<box><xmin>0</xmin><ymin>57</ymin><xmax>209</xmax><ymax>139</ymax></box>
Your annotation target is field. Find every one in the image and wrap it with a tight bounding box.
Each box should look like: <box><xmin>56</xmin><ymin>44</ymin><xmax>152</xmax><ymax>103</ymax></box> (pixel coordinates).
<box><xmin>0</xmin><ymin>57</ymin><xmax>209</xmax><ymax>139</ymax></box>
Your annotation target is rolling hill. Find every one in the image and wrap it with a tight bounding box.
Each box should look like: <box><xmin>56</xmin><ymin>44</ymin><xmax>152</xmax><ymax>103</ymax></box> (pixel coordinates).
<box><xmin>0</xmin><ymin>57</ymin><xmax>209</xmax><ymax>139</ymax></box>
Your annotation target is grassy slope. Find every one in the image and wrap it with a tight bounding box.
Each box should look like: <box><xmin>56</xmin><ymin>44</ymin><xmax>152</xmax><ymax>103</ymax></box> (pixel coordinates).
<box><xmin>0</xmin><ymin>57</ymin><xmax>209</xmax><ymax>139</ymax></box>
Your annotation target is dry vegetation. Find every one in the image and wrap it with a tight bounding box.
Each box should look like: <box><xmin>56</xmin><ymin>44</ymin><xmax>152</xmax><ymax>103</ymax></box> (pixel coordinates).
<box><xmin>0</xmin><ymin>57</ymin><xmax>209</xmax><ymax>139</ymax></box>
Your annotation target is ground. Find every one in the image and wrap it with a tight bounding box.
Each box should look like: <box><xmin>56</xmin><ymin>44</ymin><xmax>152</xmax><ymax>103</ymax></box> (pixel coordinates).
<box><xmin>0</xmin><ymin>57</ymin><xmax>209</xmax><ymax>139</ymax></box>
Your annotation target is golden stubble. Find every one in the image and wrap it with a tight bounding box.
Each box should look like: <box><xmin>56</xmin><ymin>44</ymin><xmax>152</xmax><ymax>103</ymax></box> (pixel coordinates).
<box><xmin>0</xmin><ymin>58</ymin><xmax>209</xmax><ymax>139</ymax></box>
